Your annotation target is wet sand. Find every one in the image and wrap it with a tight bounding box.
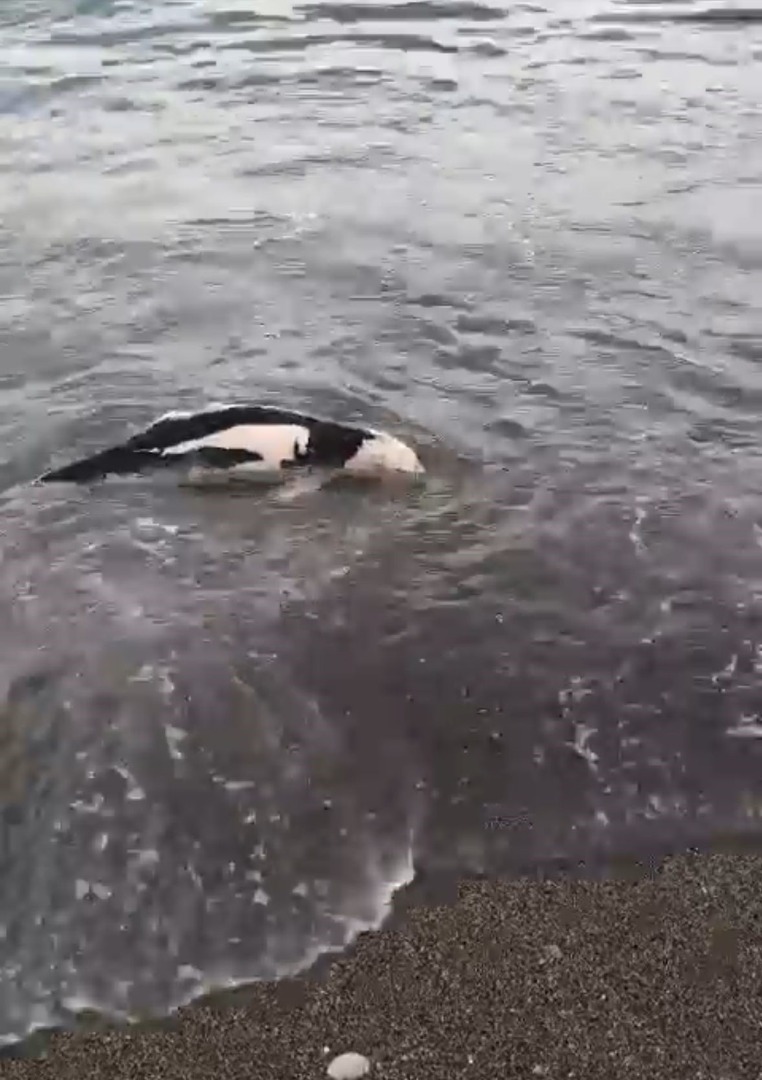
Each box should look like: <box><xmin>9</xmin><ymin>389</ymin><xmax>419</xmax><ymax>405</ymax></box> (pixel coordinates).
<box><xmin>2</xmin><ymin>844</ymin><xmax>761</xmax><ymax>1079</ymax></box>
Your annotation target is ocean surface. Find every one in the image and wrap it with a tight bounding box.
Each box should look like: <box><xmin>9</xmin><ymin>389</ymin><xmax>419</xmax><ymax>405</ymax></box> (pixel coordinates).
<box><xmin>1</xmin><ymin>0</ymin><xmax>762</xmax><ymax>1046</ymax></box>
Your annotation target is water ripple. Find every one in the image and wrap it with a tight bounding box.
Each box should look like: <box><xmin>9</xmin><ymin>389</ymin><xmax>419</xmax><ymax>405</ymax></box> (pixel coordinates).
<box><xmin>2</xmin><ymin>0</ymin><xmax>762</xmax><ymax>1049</ymax></box>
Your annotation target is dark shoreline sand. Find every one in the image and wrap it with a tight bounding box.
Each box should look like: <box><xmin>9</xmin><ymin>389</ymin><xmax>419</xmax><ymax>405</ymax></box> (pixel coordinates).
<box><xmin>3</xmin><ymin>841</ymin><xmax>762</xmax><ymax>1079</ymax></box>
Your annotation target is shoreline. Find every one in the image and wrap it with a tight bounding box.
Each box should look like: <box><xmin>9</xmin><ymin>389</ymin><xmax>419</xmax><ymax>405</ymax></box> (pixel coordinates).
<box><xmin>3</xmin><ymin>835</ymin><xmax>762</xmax><ymax>1077</ymax></box>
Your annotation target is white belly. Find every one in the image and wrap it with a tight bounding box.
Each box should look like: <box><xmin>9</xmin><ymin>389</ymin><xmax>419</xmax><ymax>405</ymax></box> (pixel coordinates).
<box><xmin>162</xmin><ymin>423</ymin><xmax>310</xmax><ymax>469</ymax></box>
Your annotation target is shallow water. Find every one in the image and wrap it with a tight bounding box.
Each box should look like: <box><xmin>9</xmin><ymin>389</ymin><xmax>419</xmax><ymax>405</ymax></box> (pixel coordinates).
<box><xmin>1</xmin><ymin>0</ymin><xmax>762</xmax><ymax>1045</ymax></box>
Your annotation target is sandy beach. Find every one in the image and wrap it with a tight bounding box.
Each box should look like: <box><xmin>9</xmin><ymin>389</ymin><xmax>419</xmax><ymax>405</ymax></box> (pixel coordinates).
<box><xmin>2</xmin><ymin>845</ymin><xmax>761</xmax><ymax>1079</ymax></box>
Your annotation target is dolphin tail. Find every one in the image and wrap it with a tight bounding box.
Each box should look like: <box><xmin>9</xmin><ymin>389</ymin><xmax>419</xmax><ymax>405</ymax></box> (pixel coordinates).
<box><xmin>38</xmin><ymin>447</ymin><xmax>167</xmax><ymax>483</ymax></box>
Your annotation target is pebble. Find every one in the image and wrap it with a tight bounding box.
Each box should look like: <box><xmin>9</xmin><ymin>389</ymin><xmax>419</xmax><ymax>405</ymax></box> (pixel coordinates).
<box><xmin>326</xmin><ymin>1051</ymin><xmax>371</xmax><ymax>1079</ymax></box>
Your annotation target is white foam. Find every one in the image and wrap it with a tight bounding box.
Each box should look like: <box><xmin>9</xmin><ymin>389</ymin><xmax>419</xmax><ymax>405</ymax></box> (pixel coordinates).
<box><xmin>629</xmin><ymin>501</ymin><xmax>648</xmax><ymax>555</ymax></box>
<box><xmin>129</xmin><ymin>848</ymin><xmax>160</xmax><ymax>868</ymax></box>
<box><xmin>115</xmin><ymin>832</ymin><xmax>419</xmax><ymax>1036</ymax></box>
<box><xmin>165</xmin><ymin>724</ymin><xmax>187</xmax><ymax>762</ymax></box>
<box><xmin>572</xmin><ymin>720</ymin><xmax>599</xmax><ymax>773</ymax></box>
<box><xmin>114</xmin><ymin>764</ymin><xmax>146</xmax><ymax>801</ymax></box>
<box><xmin>70</xmin><ymin>794</ymin><xmax>105</xmax><ymax>814</ymax></box>
<box><xmin>178</xmin><ymin>965</ymin><xmax>203</xmax><ymax>981</ymax></box>
<box><xmin>73</xmin><ymin>879</ymin><xmax>113</xmax><ymax>902</ymax></box>
<box><xmin>134</xmin><ymin>517</ymin><xmax>180</xmax><ymax>536</ymax></box>
<box><xmin>727</xmin><ymin>716</ymin><xmax>762</xmax><ymax>738</ymax></box>
<box><xmin>60</xmin><ymin>993</ymin><xmax>131</xmax><ymax>1022</ymax></box>
<box><xmin>711</xmin><ymin>654</ymin><xmax>738</xmax><ymax>684</ymax></box>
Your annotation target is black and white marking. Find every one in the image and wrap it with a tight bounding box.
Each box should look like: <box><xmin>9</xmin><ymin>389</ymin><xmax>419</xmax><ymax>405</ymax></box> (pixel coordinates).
<box><xmin>38</xmin><ymin>405</ymin><xmax>424</xmax><ymax>484</ymax></box>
